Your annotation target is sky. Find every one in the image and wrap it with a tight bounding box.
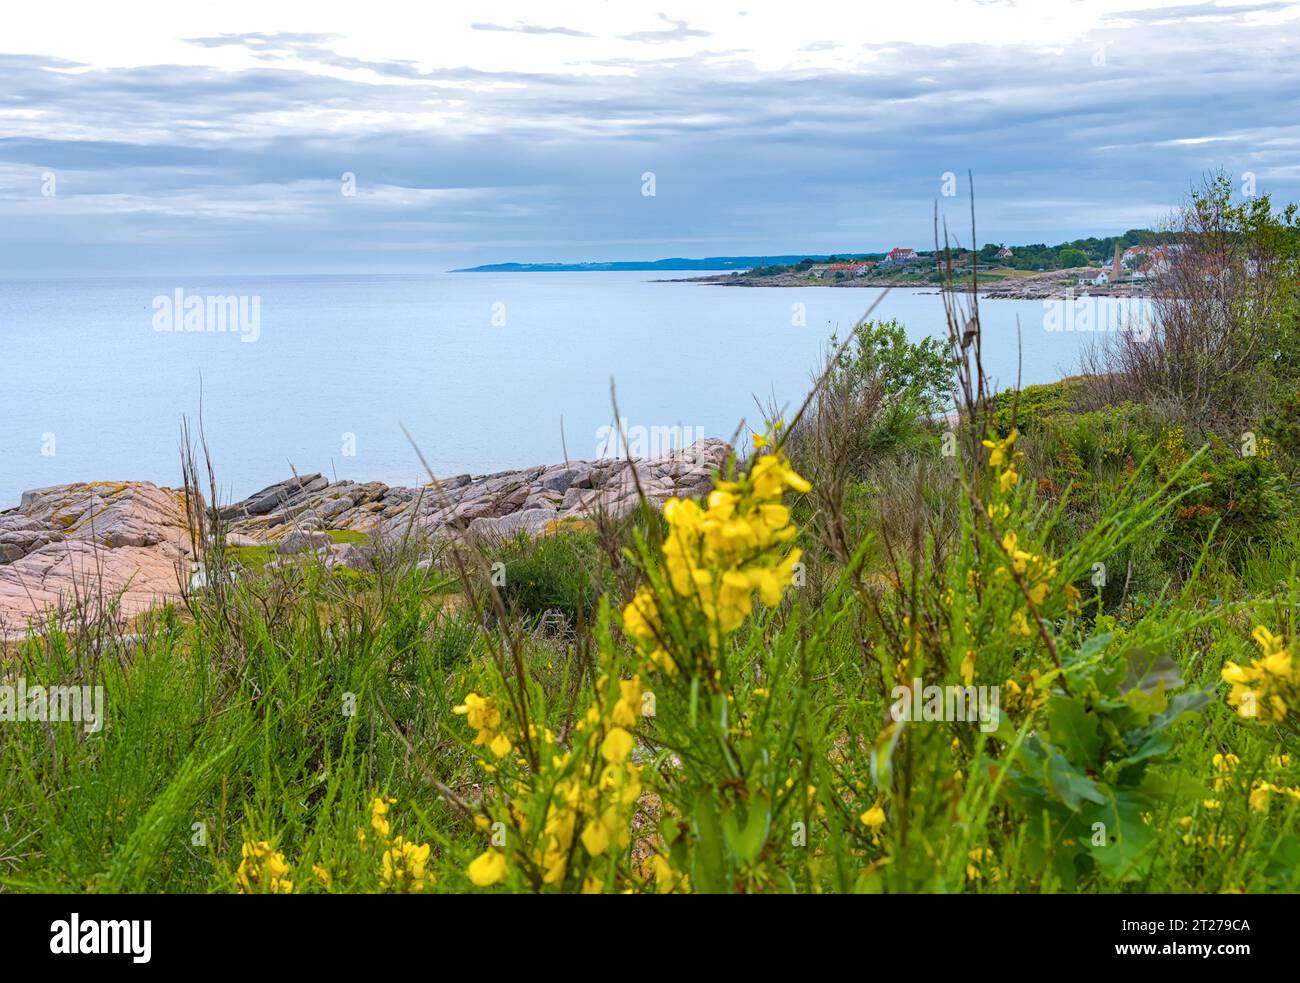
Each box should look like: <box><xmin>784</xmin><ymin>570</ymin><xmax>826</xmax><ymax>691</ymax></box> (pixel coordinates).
<box><xmin>1</xmin><ymin>0</ymin><xmax>1297</xmax><ymax>275</ymax></box>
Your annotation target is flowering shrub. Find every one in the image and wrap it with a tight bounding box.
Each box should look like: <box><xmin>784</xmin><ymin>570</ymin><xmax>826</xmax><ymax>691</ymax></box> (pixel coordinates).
<box><xmin>457</xmin><ymin>658</ymin><xmax>645</xmax><ymax>892</ymax></box>
<box><xmin>454</xmin><ymin>431</ymin><xmax>813</xmax><ymax>893</ymax></box>
<box><xmin>233</xmin><ymin>796</ymin><xmax>433</xmax><ymax>894</ymax></box>
<box><xmin>1223</xmin><ymin>626</ymin><xmax>1298</xmax><ymax>728</ymax></box>
<box><xmin>622</xmin><ymin>432</ymin><xmax>808</xmax><ymax>676</ymax></box>
<box><xmin>173</xmin><ymin>409</ymin><xmax>1295</xmax><ymax>896</ymax></box>
<box><xmin>236</xmin><ymin>840</ymin><xmax>293</xmax><ymax>894</ymax></box>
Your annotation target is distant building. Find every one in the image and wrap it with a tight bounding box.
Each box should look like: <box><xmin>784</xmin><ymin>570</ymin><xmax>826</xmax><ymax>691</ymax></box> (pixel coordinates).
<box><xmin>1134</xmin><ymin>244</ymin><xmax>1186</xmax><ymax>278</ymax></box>
<box><xmin>1122</xmin><ymin>245</ymin><xmax>1153</xmax><ymax>270</ymax></box>
<box><xmin>1077</xmin><ymin>269</ymin><xmax>1110</xmax><ymax>286</ymax></box>
<box><xmin>995</xmin><ymin>246</ymin><xmax>1014</xmax><ymax>259</ymax></box>
<box><xmin>805</xmin><ymin>262</ymin><xmax>872</xmax><ymax>279</ymax></box>
<box><xmin>880</xmin><ymin>247</ymin><xmax>921</xmax><ymax>268</ymax></box>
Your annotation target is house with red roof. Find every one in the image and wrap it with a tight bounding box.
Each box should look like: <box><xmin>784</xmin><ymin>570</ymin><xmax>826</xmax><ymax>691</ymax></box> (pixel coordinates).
<box><xmin>881</xmin><ymin>247</ymin><xmax>921</xmax><ymax>268</ymax></box>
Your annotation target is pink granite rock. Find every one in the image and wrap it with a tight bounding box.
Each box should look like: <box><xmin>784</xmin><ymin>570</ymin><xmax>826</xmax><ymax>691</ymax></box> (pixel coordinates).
<box><xmin>0</xmin><ymin>481</ymin><xmax>193</xmax><ymax>639</ymax></box>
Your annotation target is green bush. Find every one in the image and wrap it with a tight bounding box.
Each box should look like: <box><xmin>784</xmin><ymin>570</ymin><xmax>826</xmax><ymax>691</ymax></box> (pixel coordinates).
<box><xmin>495</xmin><ymin>529</ymin><xmax>613</xmax><ymax>627</ymax></box>
<box><xmin>1160</xmin><ymin>432</ymin><xmax>1292</xmax><ymax>562</ymax></box>
<box><xmin>990</xmin><ymin>378</ymin><xmax>1081</xmax><ymax>437</ymax></box>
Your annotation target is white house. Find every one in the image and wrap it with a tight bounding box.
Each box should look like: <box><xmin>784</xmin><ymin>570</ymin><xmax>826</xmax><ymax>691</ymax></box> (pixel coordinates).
<box><xmin>1076</xmin><ymin>270</ymin><xmax>1109</xmax><ymax>286</ymax></box>
<box><xmin>1122</xmin><ymin>245</ymin><xmax>1152</xmax><ymax>270</ymax></box>
<box><xmin>880</xmin><ymin>247</ymin><xmax>921</xmax><ymax>267</ymax></box>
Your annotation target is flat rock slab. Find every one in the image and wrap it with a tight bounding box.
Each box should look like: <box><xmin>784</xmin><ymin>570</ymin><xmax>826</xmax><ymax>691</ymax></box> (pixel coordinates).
<box><xmin>0</xmin><ymin>481</ymin><xmax>192</xmax><ymax>639</ymax></box>
<box><xmin>220</xmin><ymin>438</ymin><xmax>731</xmax><ymax>546</ymax></box>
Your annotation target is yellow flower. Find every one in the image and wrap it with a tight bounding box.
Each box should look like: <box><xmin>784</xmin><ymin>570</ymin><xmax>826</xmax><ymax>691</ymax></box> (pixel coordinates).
<box><xmin>580</xmin><ymin>808</ymin><xmax>620</xmax><ymax>857</ymax></box>
<box><xmin>453</xmin><ymin>692</ymin><xmax>499</xmax><ymax>731</ymax></box>
<box><xmin>960</xmin><ymin>650</ymin><xmax>976</xmax><ymax>686</ymax></box>
<box><xmin>650</xmin><ymin>854</ymin><xmax>689</xmax><ymax>894</ymax></box>
<box><xmin>621</xmin><ymin>588</ymin><xmax>661</xmax><ymax>642</ymax></box>
<box><xmin>859</xmin><ymin>803</ymin><xmax>886</xmax><ymax>844</ymax></box>
<box><xmin>236</xmin><ymin>840</ymin><xmax>293</xmax><ymax>894</ymax></box>
<box><xmin>601</xmin><ymin>727</ymin><xmax>635</xmax><ymax>763</ymax></box>
<box><xmin>467</xmin><ymin>849</ymin><xmax>507</xmax><ymax>887</ymax></box>
<box><xmin>610</xmin><ymin>676</ymin><xmax>644</xmax><ymax>727</ymax></box>
<box><xmin>370</xmin><ymin>795</ymin><xmax>395</xmax><ymax>838</ymax></box>
<box><xmin>1010</xmin><ymin>609</ymin><xmax>1032</xmax><ymax>637</ymax></box>
<box><xmin>966</xmin><ymin>847</ymin><xmax>992</xmax><ymax>881</ymax></box>
<box><xmin>542</xmin><ymin>851</ymin><xmax>567</xmax><ymax>885</ymax></box>
<box><xmin>1224</xmin><ymin>626</ymin><xmax>1298</xmax><ymax>722</ymax></box>
<box><xmin>1253</xmin><ymin>625</ymin><xmax>1284</xmax><ymax>654</ymax></box>
<box><xmin>624</xmin><ymin>442</ymin><xmax>809</xmax><ymax>673</ymax></box>
<box><xmin>982</xmin><ymin>429</ymin><xmax>1018</xmax><ymax>468</ymax></box>
<box><xmin>382</xmin><ymin>837</ymin><xmax>432</xmax><ymax>893</ymax></box>
<box><xmin>1249</xmin><ymin>783</ymin><xmax>1272</xmax><ymax>812</ymax></box>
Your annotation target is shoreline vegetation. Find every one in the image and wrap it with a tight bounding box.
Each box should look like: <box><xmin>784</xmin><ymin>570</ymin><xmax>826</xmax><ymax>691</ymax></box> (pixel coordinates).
<box><xmin>3</xmin><ymin>176</ymin><xmax>1299</xmax><ymax>895</ymax></box>
<box><xmin>457</xmin><ymin>227</ymin><xmax>1176</xmax><ymax>299</ymax></box>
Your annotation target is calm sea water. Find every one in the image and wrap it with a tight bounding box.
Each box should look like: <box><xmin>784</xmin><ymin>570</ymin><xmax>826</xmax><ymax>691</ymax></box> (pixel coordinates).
<box><xmin>0</xmin><ymin>273</ymin><xmax>1130</xmax><ymax>506</ymax></box>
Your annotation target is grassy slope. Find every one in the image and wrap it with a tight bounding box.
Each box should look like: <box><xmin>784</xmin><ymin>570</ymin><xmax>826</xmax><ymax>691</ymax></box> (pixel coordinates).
<box><xmin>1</xmin><ymin>391</ymin><xmax>1297</xmax><ymax>895</ymax></box>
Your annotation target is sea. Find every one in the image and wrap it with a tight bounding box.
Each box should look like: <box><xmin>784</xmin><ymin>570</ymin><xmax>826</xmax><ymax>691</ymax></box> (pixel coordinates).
<box><xmin>0</xmin><ymin>272</ymin><xmax>1147</xmax><ymax>507</ymax></box>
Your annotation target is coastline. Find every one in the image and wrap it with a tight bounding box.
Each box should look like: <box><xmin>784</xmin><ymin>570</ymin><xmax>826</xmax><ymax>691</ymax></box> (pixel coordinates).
<box><xmin>0</xmin><ymin>441</ymin><xmax>730</xmax><ymax>638</ymax></box>
<box><xmin>659</xmin><ymin>270</ymin><xmax>1151</xmax><ymax>302</ymax></box>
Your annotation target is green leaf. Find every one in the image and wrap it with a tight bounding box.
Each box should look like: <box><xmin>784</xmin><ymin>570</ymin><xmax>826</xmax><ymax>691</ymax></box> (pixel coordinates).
<box><xmin>1129</xmin><ymin>686</ymin><xmax>1214</xmax><ymax>744</ymax></box>
<box><xmin>1122</xmin><ymin>683</ymin><xmax>1168</xmax><ymax>722</ymax></box>
<box><xmin>1120</xmin><ymin>649</ymin><xmax>1183</xmax><ymax>695</ymax></box>
<box><xmin>1076</xmin><ymin>631</ymin><xmax>1115</xmax><ymax>661</ymax></box>
<box><xmin>1047</xmin><ymin>695</ymin><xmax>1103</xmax><ymax>765</ymax></box>
<box><xmin>1081</xmin><ymin>790</ymin><xmax>1157</xmax><ymax>882</ymax></box>
<box><xmin>691</xmin><ymin>793</ymin><xmax>729</xmax><ymax>893</ymax></box>
<box><xmin>1044</xmin><ymin>744</ymin><xmax>1107</xmax><ymax>810</ymax></box>
<box><xmin>721</xmin><ymin>797</ymin><xmax>771</xmax><ymax>863</ymax></box>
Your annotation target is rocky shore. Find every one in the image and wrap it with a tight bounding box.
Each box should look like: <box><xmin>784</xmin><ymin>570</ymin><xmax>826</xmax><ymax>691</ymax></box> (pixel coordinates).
<box><xmin>668</xmin><ymin>268</ymin><xmax>1150</xmax><ymax>300</ymax></box>
<box><xmin>0</xmin><ymin>439</ymin><xmax>729</xmax><ymax>639</ymax></box>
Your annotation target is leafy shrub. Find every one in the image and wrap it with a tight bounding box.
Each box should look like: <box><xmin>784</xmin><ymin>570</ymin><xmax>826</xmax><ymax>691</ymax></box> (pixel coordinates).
<box><xmin>1160</xmin><ymin>431</ymin><xmax>1292</xmax><ymax>561</ymax></box>
<box><xmin>494</xmin><ymin>529</ymin><xmax>613</xmax><ymax>626</ymax></box>
<box><xmin>829</xmin><ymin>317</ymin><xmax>954</xmax><ymax>419</ymax></box>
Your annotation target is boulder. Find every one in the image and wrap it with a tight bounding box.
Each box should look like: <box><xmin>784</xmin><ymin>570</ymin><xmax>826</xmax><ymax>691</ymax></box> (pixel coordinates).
<box><xmin>329</xmin><ymin>542</ymin><xmax>374</xmax><ymax>572</ymax></box>
<box><xmin>220</xmin><ymin>473</ymin><xmax>327</xmax><ymax>519</ymax></box>
<box><xmin>466</xmin><ymin>508</ymin><xmax>559</xmax><ymax>541</ymax></box>
<box><xmin>276</xmin><ymin>530</ymin><xmax>335</xmax><ymax>554</ymax></box>
<box><xmin>0</xmin><ymin>481</ymin><xmax>192</xmax><ymax>638</ymax></box>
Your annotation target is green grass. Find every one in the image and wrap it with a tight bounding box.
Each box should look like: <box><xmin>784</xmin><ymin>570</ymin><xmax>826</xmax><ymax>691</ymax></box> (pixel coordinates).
<box><xmin>225</xmin><ymin>529</ymin><xmax>371</xmax><ymax>572</ymax></box>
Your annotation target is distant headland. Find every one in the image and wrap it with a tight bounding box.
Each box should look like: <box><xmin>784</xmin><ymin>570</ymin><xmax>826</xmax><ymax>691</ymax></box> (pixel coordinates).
<box><xmin>450</xmin><ymin>256</ymin><xmax>857</xmax><ymax>273</ymax></box>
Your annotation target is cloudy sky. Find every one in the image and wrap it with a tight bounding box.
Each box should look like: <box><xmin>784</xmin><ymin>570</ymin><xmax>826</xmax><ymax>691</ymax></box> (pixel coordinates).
<box><xmin>1</xmin><ymin>0</ymin><xmax>1297</xmax><ymax>274</ymax></box>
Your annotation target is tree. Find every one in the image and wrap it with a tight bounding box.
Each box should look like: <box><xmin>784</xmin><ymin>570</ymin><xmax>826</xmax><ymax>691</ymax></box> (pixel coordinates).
<box><xmin>1084</xmin><ymin>171</ymin><xmax>1300</xmax><ymax>429</ymax></box>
